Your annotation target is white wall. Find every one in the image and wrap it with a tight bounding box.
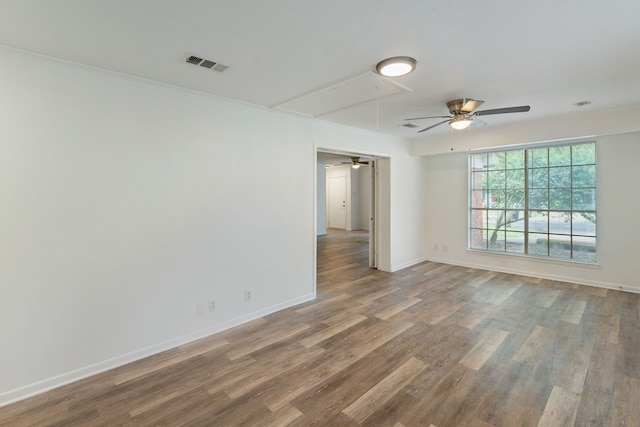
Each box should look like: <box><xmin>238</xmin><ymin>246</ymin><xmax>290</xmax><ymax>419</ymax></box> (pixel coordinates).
<box><xmin>0</xmin><ymin>46</ymin><xmax>311</xmax><ymax>403</ymax></box>
<box><xmin>420</xmin><ymin>130</ymin><xmax>640</xmax><ymax>293</ymax></box>
<box><xmin>0</xmin><ymin>46</ymin><xmax>427</xmax><ymax>405</ymax></box>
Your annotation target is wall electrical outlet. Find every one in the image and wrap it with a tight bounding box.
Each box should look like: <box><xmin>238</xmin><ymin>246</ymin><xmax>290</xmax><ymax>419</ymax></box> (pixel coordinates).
<box><xmin>443</xmin><ymin>245</ymin><xmax>448</xmax><ymax>253</ymax></box>
<box><xmin>433</xmin><ymin>244</ymin><xmax>438</xmax><ymax>251</ymax></box>
<box><xmin>209</xmin><ymin>300</ymin><xmax>216</xmax><ymax>311</ymax></box>
<box><xmin>244</xmin><ymin>290</ymin><xmax>252</xmax><ymax>302</ymax></box>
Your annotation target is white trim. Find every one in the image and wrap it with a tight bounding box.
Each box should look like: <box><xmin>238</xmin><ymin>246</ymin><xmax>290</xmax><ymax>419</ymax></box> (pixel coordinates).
<box><xmin>465</xmin><ymin>249</ymin><xmax>600</xmax><ymax>269</ymax></box>
<box><xmin>424</xmin><ymin>256</ymin><xmax>639</xmax><ymax>295</ymax></box>
<box><xmin>391</xmin><ymin>256</ymin><xmax>429</xmax><ymax>272</ymax></box>
<box><xmin>469</xmin><ymin>136</ymin><xmax>597</xmax><ymax>153</ymax></box>
<box><xmin>0</xmin><ymin>293</ymin><xmax>315</xmax><ymax>408</ymax></box>
<box><xmin>312</xmin><ymin>145</ymin><xmax>318</xmax><ymax>300</ymax></box>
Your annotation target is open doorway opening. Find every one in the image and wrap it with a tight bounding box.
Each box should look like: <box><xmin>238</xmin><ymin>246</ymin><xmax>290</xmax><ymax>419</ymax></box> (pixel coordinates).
<box><xmin>316</xmin><ymin>150</ymin><xmax>380</xmax><ymax>274</ymax></box>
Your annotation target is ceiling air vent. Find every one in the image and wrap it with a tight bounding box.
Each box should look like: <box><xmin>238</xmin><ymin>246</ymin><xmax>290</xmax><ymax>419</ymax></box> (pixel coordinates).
<box><xmin>200</xmin><ymin>59</ymin><xmax>216</xmax><ymax>68</ymax></box>
<box><xmin>185</xmin><ymin>54</ymin><xmax>229</xmax><ymax>72</ymax></box>
<box><xmin>186</xmin><ymin>55</ymin><xmax>203</xmax><ymax>65</ymax></box>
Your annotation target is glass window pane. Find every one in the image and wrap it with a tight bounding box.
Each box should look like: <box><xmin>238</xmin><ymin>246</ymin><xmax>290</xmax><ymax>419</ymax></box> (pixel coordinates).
<box><xmin>572</xmin><ymin>236</ymin><xmax>596</xmax><ymax>262</ymax></box>
<box><xmin>572</xmin><ymin>212</ymin><xmax>596</xmax><ymax>236</ymax></box>
<box><xmin>470</xmin><ymin>208</ymin><xmax>487</xmax><ymax>228</ymax></box>
<box><xmin>489</xmin><ymin>230</ymin><xmax>506</xmax><ymax>251</ymax></box>
<box><xmin>506</xmin><ymin>169</ymin><xmax>525</xmax><ymax>189</ymax></box>
<box><xmin>548</xmin><ymin>234</ymin><xmax>572</xmax><ymax>259</ymax></box>
<box><xmin>487</xmin><ymin>152</ymin><xmax>504</xmax><ymax>170</ymax></box>
<box><xmin>549</xmin><ymin>189</ymin><xmax>571</xmax><ymax>210</ymax></box>
<box><xmin>471</xmin><ymin>190</ymin><xmax>486</xmax><ymax>208</ymax></box>
<box><xmin>470</xmin><ymin>153</ymin><xmax>488</xmax><ymax>170</ymax></box>
<box><xmin>549</xmin><ymin>167</ymin><xmax>571</xmax><ymax>188</ymax></box>
<box><xmin>488</xmin><ymin>210</ymin><xmax>505</xmax><ymax>230</ymax></box>
<box><xmin>506</xmin><ymin>210</ymin><xmax>525</xmax><ymax>231</ymax></box>
<box><xmin>506</xmin><ymin>231</ymin><xmax>525</xmax><ymax>254</ymax></box>
<box><xmin>528</xmin><ymin>233</ymin><xmax>548</xmax><ymax>256</ymax></box>
<box><xmin>506</xmin><ymin>150</ymin><xmax>524</xmax><ymax>169</ymax></box>
<box><xmin>528</xmin><ymin>168</ymin><xmax>548</xmax><ymax>189</ymax></box>
<box><xmin>489</xmin><ymin>191</ymin><xmax>506</xmax><ymax>208</ymax></box>
<box><xmin>572</xmin><ymin>165</ymin><xmax>596</xmax><ymax>188</ymax></box>
<box><xmin>529</xmin><ymin>211</ymin><xmax>548</xmax><ymax>233</ymax></box>
<box><xmin>572</xmin><ymin>143</ymin><xmax>595</xmax><ymax>165</ymax></box>
<box><xmin>470</xmin><ymin>228</ymin><xmax>488</xmax><ymax>250</ymax></box>
<box><xmin>471</xmin><ymin>171</ymin><xmax>487</xmax><ymax>190</ymax></box>
<box><xmin>529</xmin><ymin>189</ymin><xmax>548</xmax><ymax>209</ymax></box>
<box><xmin>505</xmin><ymin>190</ymin><xmax>525</xmax><ymax>209</ymax></box>
<box><xmin>549</xmin><ymin>211</ymin><xmax>571</xmax><ymax>235</ymax></box>
<box><xmin>529</xmin><ymin>147</ymin><xmax>548</xmax><ymax>168</ymax></box>
<box><xmin>549</xmin><ymin>145</ymin><xmax>571</xmax><ymax>166</ymax></box>
<box><xmin>487</xmin><ymin>170</ymin><xmax>506</xmax><ymax>189</ymax></box>
<box><xmin>572</xmin><ymin>189</ymin><xmax>596</xmax><ymax>211</ymax></box>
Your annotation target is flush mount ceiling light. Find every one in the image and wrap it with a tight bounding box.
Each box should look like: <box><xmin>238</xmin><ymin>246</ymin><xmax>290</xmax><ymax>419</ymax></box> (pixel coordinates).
<box><xmin>375</xmin><ymin>56</ymin><xmax>416</xmax><ymax>77</ymax></box>
<box><xmin>449</xmin><ymin>116</ymin><xmax>472</xmax><ymax>130</ymax></box>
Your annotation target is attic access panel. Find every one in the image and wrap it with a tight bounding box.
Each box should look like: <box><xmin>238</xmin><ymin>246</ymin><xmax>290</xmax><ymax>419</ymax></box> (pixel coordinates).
<box><xmin>273</xmin><ymin>71</ymin><xmax>412</xmax><ymax>118</ymax></box>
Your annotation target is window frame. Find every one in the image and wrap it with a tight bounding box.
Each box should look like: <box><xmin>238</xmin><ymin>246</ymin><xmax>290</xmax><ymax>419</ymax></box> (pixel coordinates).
<box><xmin>468</xmin><ymin>140</ymin><xmax>597</xmax><ymax>264</ymax></box>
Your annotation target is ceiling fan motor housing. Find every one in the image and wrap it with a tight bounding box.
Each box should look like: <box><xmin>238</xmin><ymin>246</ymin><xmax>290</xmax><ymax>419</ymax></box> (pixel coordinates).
<box><xmin>447</xmin><ymin>98</ymin><xmax>483</xmax><ymax>114</ymax></box>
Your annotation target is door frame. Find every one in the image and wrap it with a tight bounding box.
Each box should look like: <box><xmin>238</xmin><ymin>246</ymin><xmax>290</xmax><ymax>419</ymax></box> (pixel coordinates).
<box><xmin>369</xmin><ymin>159</ymin><xmax>377</xmax><ymax>269</ymax></box>
<box><xmin>313</xmin><ymin>144</ymin><xmax>391</xmax><ymax>296</ymax></box>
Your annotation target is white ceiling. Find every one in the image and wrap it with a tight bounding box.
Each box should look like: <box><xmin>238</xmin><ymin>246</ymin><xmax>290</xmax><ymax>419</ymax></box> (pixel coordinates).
<box><xmin>1</xmin><ymin>0</ymin><xmax>639</xmax><ymax>138</ymax></box>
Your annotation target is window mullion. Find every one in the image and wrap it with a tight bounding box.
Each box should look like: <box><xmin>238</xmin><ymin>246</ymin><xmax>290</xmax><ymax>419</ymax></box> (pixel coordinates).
<box><xmin>524</xmin><ymin>150</ymin><xmax>529</xmax><ymax>254</ymax></box>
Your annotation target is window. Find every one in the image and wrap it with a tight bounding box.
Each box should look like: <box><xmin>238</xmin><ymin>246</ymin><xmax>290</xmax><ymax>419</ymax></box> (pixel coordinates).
<box><xmin>469</xmin><ymin>142</ymin><xmax>596</xmax><ymax>263</ymax></box>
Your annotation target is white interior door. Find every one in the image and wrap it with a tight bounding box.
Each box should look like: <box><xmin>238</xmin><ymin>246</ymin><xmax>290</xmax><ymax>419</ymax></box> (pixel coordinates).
<box><xmin>328</xmin><ymin>176</ymin><xmax>347</xmax><ymax>229</ymax></box>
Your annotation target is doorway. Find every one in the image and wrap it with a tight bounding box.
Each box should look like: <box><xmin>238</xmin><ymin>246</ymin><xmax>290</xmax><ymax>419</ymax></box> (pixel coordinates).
<box><xmin>316</xmin><ymin>150</ymin><xmax>382</xmax><ymax>272</ymax></box>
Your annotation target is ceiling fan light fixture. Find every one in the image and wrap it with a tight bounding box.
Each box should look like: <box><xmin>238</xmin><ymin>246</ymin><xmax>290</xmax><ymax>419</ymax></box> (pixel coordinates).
<box><xmin>351</xmin><ymin>163</ymin><xmax>360</xmax><ymax>169</ymax></box>
<box><xmin>450</xmin><ymin>117</ymin><xmax>472</xmax><ymax>130</ymax></box>
<box><xmin>375</xmin><ymin>56</ymin><xmax>416</xmax><ymax>77</ymax></box>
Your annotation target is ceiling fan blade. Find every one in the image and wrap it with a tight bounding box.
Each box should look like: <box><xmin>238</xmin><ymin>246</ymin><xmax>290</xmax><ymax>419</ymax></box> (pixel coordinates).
<box><xmin>471</xmin><ymin>117</ymin><xmax>487</xmax><ymax>128</ymax></box>
<box><xmin>460</xmin><ymin>99</ymin><xmax>484</xmax><ymax>113</ymax></box>
<box><xmin>405</xmin><ymin>115</ymin><xmax>452</xmax><ymax>121</ymax></box>
<box><xmin>417</xmin><ymin>119</ymin><xmax>451</xmax><ymax>133</ymax></box>
<box><xmin>474</xmin><ymin>105</ymin><xmax>531</xmax><ymax>116</ymax></box>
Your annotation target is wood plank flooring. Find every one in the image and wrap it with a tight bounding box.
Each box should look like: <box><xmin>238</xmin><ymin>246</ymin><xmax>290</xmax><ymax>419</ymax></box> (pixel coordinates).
<box><xmin>1</xmin><ymin>229</ymin><xmax>639</xmax><ymax>426</ymax></box>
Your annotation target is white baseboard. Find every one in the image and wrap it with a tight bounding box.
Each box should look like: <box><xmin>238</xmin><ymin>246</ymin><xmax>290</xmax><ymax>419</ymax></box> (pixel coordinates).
<box><xmin>423</xmin><ymin>256</ymin><xmax>640</xmax><ymax>295</ymax></box>
<box><xmin>391</xmin><ymin>256</ymin><xmax>428</xmax><ymax>272</ymax></box>
<box><xmin>0</xmin><ymin>293</ymin><xmax>316</xmax><ymax>408</ymax></box>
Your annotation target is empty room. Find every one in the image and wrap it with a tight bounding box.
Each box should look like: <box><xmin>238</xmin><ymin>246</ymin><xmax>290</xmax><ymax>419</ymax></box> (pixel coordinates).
<box><xmin>1</xmin><ymin>1</ymin><xmax>639</xmax><ymax>426</ymax></box>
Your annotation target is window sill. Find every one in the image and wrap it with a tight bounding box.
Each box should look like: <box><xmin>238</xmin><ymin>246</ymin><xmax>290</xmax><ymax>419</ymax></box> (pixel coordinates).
<box><xmin>465</xmin><ymin>248</ymin><xmax>601</xmax><ymax>269</ymax></box>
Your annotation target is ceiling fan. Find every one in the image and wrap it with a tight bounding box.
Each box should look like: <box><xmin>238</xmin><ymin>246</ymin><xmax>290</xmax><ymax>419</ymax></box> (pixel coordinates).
<box><xmin>348</xmin><ymin>157</ymin><xmax>369</xmax><ymax>169</ymax></box>
<box><xmin>331</xmin><ymin>156</ymin><xmax>370</xmax><ymax>169</ymax></box>
<box><xmin>406</xmin><ymin>99</ymin><xmax>530</xmax><ymax>133</ymax></box>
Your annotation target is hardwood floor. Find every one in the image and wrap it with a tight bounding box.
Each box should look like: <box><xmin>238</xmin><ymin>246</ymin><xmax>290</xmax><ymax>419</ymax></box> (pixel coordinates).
<box><xmin>2</xmin><ymin>229</ymin><xmax>639</xmax><ymax>426</ymax></box>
